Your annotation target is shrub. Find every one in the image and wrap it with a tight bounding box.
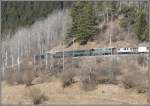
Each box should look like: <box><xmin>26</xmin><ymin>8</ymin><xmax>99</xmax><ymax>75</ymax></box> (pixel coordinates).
<box><xmin>4</xmin><ymin>67</ymin><xmax>38</xmax><ymax>86</ymax></box>
<box><xmin>60</xmin><ymin>70</ymin><xmax>76</xmax><ymax>88</ymax></box>
<box><xmin>23</xmin><ymin>70</ymin><xmax>35</xmax><ymax>86</ymax></box>
<box><xmin>119</xmin><ymin>17</ymin><xmax>128</xmax><ymax>29</ymax></box>
<box><xmin>80</xmin><ymin>72</ymin><xmax>97</xmax><ymax>91</ymax></box>
<box><xmin>95</xmin><ymin>62</ymin><xmax>117</xmax><ymax>84</ymax></box>
<box><xmin>27</xmin><ymin>87</ymin><xmax>48</xmax><ymax>104</ymax></box>
<box><xmin>4</xmin><ymin>71</ymin><xmax>24</xmax><ymax>85</ymax></box>
<box><xmin>71</xmin><ymin>58</ymin><xmax>80</xmax><ymax>68</ymax></box>
<box><xmin>4</xmin><ymin>71</ymin><xmax>15</xmax><ymax>85</ymax></box>
<box><xmin>12</xmin><ymin>71</ymin><xmax>24</xmax><ymax>84</ymax></box>
<box><xmin>96</xmin><ymin>57</ymin><xmax>105</xmax><ymax>64</ymax></box>
<box><xmin>137</xmin><ymin>55</ymin><xmax>147</xmax><ymax>66</ymax></box>
<box><xmin>31</xmin><ymin>72</ymin><xmax>51</xmax><ymax>85</ymax></box>
<box><xmin>122</xmin><ymin>70</ymin><xmax>148</xmax><ymax>93</ymax></box>
<box><xmin>64</xmin><ymin>57</ymin><xmax>80</xmax><ymax>70</ymax></box>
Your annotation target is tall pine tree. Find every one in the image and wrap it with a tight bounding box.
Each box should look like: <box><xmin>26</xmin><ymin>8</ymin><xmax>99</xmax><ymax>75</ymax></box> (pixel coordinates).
<box><xmin>134</xmin><ymin>10</ymin><xmax>148</xmax><ymax>41</ymax></box>
<box><xmin>68</xmin><ymin>2</ymin><xmax>98</xmax><ymax>44</ymax></box>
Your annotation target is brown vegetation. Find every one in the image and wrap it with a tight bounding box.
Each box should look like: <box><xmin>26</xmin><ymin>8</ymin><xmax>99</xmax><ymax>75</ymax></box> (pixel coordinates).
<box><xmin>60</xmin><ymin>70</ymin><xmax>76</xmax><ymax>88</ymax></box>
<box><xmin>4</xmin><ymin>71</ymin><xmax>24</xmax><ymax>85</ymax></box>
<box><xmin>121</xmin><ymin>70</ymin><xmax>148</xmax><ymax>93</ymax></box>
<box><xmin>80</xmin><ymin>72</ymin><xmax>97</xmax><ymax>91</ymax></box>
<box><xmin>3</xmin><ymin>55</ymin><xmax>148</xmax><ymax>96</ymax></box>
<box><xmin>26</xmin><ymin>87</ymin><xmax>48</xmax><ymax>104</ymax></box>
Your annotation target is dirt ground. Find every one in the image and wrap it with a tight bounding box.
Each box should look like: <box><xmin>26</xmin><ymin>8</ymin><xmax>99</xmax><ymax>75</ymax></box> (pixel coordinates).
<box><xmin>1</xmin><ymin>79</ymin><xmax>148</xmax><ymax>105</ymax></box>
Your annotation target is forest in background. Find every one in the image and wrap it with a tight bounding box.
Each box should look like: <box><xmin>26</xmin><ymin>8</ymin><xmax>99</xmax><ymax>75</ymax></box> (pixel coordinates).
<box><xmin>1</xmin><ymin>1</ymin><xmax>73</xmax><ymax>39</ymax></box>
<box><xmin>1</xmin><ymin>1</ymin><xmax>149</xmax><ymax>42</ymax></box>
<box><xmin>66</xmin><ymin>1</ymin><xmax>149</xmax><ymax>44</ymax></box>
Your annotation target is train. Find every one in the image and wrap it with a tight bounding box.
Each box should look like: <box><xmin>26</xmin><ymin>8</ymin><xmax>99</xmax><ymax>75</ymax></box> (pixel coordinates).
<box><xmin>34</xmin><ymin>46</ymin><xmax>149</xmax><ymax>60</ymax></box>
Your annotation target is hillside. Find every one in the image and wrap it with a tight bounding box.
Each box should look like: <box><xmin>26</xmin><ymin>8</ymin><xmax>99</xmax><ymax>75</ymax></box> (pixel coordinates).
<box><xmin>2</xmin><ymin>54</ymin><xmax>149</xmax><ymax>104</ymax></box>
<box><xmin>1</xmin><ymin>1</ymin><xmax>149</xmax><ymax>105</ymax></box>
<box><xmin>50</xmin><ymin>19</ymin><xmax>147</xmax><ymax>52</ymax></box>
<box><xmin>2</xmin><ymin>81</ymin><xmax>148</xmax><ymax>104</ymax></box>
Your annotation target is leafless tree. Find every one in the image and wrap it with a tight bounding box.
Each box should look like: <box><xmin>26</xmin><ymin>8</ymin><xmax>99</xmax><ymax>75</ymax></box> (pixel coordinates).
<box><xmin>0</xmin><ymin>10</ymin><xmax>72</xmax><ymax>74</ymax></box>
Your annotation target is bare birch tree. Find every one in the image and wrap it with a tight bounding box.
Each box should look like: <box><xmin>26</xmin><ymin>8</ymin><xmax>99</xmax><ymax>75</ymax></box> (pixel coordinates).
<box><xmin>0</xmin><ymin>10</ymin><xmax>72</xmax><ymax>73</ymax></box>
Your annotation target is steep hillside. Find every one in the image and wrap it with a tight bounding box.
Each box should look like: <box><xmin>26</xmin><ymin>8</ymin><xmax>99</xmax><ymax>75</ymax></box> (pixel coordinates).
<box><xmin>1</xmin><ymin>1</ymin><xmax>149</xmax><ymax>105</ymax></box>
<box><xmin>49</xmin><ymin>19</ymin><xmax>147</xmax><ymax>52</ymax></box>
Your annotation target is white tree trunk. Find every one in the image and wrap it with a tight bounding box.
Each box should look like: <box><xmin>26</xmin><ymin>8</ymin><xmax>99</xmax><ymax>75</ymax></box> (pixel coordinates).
<box><xmin>109</xmin><ymin>12</ymin><xmax>112</xmax><ymax>47</ymax></box>
<box><xmin>120</xmin><ymin>1</ymin><xmax>122</xmax><ymax>10</ymax></box>
<box><xmin>5</xmin><ymin>50</ymin><xmax>8</xmax><ymax>68</ymax></box>
<box><xmin>11</xmin><ymin>55</ymin><xmax>14</xmax><ymax>68</ymax></box>
<box><xmin>2</xmin><ymin>65</ymin><xmax>5</xmax><ymax>78</ymax></box>
<box><xmin>17</xmin><ymin>40</ymin><xmax>20</xmax><ymax>71</ymax></box>
<box><xmin>62</xmin><ymin>42</ymin><xmax>64</xmax><ymax>72</ymax></box>
<box><xmin>45</xmin><ymin>53</ymin><xmax>48</xmax><ymax>71</ymax></box>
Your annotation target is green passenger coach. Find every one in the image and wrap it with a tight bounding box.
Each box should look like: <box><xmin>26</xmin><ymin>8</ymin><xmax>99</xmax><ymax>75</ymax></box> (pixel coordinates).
<box><xmin>92</xmin><ymin>48</ymin><xmax>112</xmax><ymax>55</ymax></box>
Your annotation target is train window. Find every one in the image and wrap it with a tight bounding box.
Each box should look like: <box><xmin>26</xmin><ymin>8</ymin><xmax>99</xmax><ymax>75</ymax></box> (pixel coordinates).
<box><xmin>41</xmin><ymin>55</ymin><xmax>45</xmax><ymax>59</ymax></box>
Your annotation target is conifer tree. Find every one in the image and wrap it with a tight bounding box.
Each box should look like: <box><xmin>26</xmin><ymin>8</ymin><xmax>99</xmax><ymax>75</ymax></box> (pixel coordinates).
<box><xmin>68</xmin><ymin>2</ymin><xmax>98</xmax><ymax>44</ymax></box>
<box><xmin>134</xmin><ymin>10</ymin><xmax>148</xmax><ymax>41</ymax></box>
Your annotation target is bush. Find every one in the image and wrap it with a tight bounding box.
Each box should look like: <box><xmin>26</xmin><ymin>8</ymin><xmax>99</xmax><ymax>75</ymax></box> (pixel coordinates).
<box><xmin>32</xmin><ymin>72</ymin><xmax>52</xmax><ymax>85</ymax></box>
<box><xmin>60</xmin><ymin>70</ymin><xmax>76</xmax><ymax>88</ymax></box>
<box><xmin>4</xmin><ymin>71</ymin><xmax>14</xmax><ymax>85</ymax></box>
<box><xmin>95</xmin><ymin>62</ymin><xmax>116</xmax><ymax>84</ymax></box>
<box><xmin>12</xmin><ymin>71</ymin><xmax>24</xmax><ymax>84</ymax></box>
<box><xmin>118</xmin><ymin>15</ymin><xmax>128</xmax><ymax>28</ymax></box>
<box><xmin>4</xmin><ymin>71</ymin><xmax>24</xmax><ymax>85</ymax></box>
<box><xmin>63</xmin><ymin>57</ymin><xmax>81</xmax><ymax>71</ymax></box>
<box><xmin>27</xmin><ymin>87</ymin><xmax>48</xmax><ymax>104</ymax></box>
<box><xmin>4</xmin><ymin>68</ymin><xmax>37</xmax><ymax>86</ymax></box>
<box><xmin>137</xmin><ymin>55</ymin><xmax>147</xmax><ymax>66</ymax></box>
<box><xmin>122</xmin><ymin>70</ymin><xmax>148</xmax><ymax>93</ymax></box>
<box><xmin>80</xmin><ymin>72</ymin><xmax>97</xmax><ymax>91</ymax></box>
<box><xmin>23</xmin><ymin>70</ymin><xmax>36</xmax><ymax>86</ymax></box>
<box><xmin>96</xmin><ymin>57</ymin><xmax>105</xmax><ymax>64</ymax></box>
